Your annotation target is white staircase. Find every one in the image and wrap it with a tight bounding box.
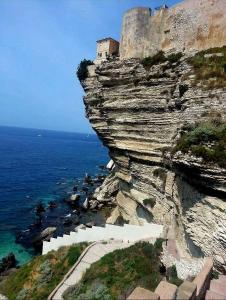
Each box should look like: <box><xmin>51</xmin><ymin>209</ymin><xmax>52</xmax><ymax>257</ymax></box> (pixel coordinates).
<box><xmin>42</xmin><ymin>223</ymin><xmax>163</xmax><ymax>255</ymax></box>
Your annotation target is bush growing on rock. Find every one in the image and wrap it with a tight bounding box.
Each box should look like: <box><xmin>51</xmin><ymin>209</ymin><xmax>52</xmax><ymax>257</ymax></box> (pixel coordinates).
<box><xmin>173</xmin><ymin>118</ymin><xmax>226</xmax><ymax>168</ymax></box>
<box><xmin>143</xmin><ymin>198</ymin><xmax>156</xmax><ymax>208</ymax></box>
<box><xmin>167</xmin><ymin>52</ymin><xmax>183</xmax><ymax>65</ymax></box>
<box><xmin>141</xmin><ymin>51</ymin><xmax>166</xmax><ymax>68</ymax></box>
<box><xmin>167</xmin><ymin>265</ymin><xmax>183</xmax><ymax>286</ymax></box>
<box><xmin>77</xmin><ymin>59</ymin><xmax>94</xmax><ymax>82</ymax></box>
<box><xmin>141</xmin><ymin>51</ymin><xmax>183</xmax><ymax>69</ymax></box>
<box><xmin>188</xmin><ymin>46</ymin><xmax>226</xmax><ymax>89</ymax></box>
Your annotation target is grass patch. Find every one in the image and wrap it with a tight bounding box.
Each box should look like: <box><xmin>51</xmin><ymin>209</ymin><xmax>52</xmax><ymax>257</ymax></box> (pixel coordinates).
<box><xmin>77</xmin><ymin>59</ymin><xmax>94</xmax><ymax>82</ymax></box>
<box><xmin>0</xmin><ymin>243</ymin><xmax>88</xmax><ymax>300</ymax></box>
<box><xmin>141</xmin><ymin>51</ymin><xmax>183</xmax><ymax>69</ymax></box>
<box><xmin>167</xmin><ymin>52</ymin><xmax>183</xmax><ymax>65</ymax></box>
<box><xmin>188</xmin><ymin>46</ymin><xmax>226</xmax><ymax>89</ymax></box>
<box><xmin>63</xmin><ymin>240</ymin><xmax>164</xmax><ymax>300</ymax></box>
<box><xmin>173</xmin><ymin>118</ymin><xmax>226</xmax><ymax>168</ymax></box>
<box><xmin>212</xmin><ymin>270</ymin><xmax>219</xmax><ymax>280</ymax></box>
<box><xmin>167</xmin><ymin>265</ymin><xmax>183</xmax><ymax>286</ymax></box>
<box><xmin>141</xmin><ymin>51</ymin><xmax>166</xmax><ymax>68</ymax></box>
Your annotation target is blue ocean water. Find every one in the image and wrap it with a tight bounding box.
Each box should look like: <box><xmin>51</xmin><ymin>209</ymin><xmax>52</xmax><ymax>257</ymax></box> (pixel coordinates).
<box><xmin>0</xmin><ymin>126</ymin><xmax>108</xmax><ymax>264</ymax></box>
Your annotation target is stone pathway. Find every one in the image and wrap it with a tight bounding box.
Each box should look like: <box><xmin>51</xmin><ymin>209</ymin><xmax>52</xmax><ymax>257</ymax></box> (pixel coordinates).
<box><xmin>42</xmin><ymin>223</ymin><xmax>163</xmax><ymax>255</ymax></box>
<box><xmin>45</xmin><ymin>223</ymin><xmax>163</xmax><ymax>299</ymax></box>
<box><xmin>48</xmin><ymin>240</ymin><xmax>141</xmax><ymax>300</ymax></box>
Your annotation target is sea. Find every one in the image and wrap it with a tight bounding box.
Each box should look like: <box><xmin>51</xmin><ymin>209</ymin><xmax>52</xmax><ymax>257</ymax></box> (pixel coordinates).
<box><xmin>0</xmin><ymin>126</ymin><xmax>108</xmax><ymax>265</ymax></box>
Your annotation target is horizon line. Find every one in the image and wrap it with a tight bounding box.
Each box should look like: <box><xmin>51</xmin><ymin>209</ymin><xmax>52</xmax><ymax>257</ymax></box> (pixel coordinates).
<box><xmin>0</xmin><ymin>124</ymin><xmax>95</xmax><ymax>135</ymax></box>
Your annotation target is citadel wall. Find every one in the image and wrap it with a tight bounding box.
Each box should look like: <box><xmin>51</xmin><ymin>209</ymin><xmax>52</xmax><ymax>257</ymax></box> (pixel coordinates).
<box><xmin>120</xmin><ymin>0</ymin><xmax>226</xmax><ymax>59</ymax></box>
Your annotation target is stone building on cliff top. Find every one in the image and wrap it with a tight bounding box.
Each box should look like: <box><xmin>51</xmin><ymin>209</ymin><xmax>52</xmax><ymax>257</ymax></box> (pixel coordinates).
<box><xmin>96</xmin><ymin>0</ymin><xmax>226</xmax><ymax>62</ymax></box>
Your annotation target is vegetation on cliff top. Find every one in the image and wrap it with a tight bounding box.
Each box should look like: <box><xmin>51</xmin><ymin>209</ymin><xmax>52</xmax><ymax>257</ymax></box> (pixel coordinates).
<box><xmin>188</xmin><ymin>46</ymin><xmax>226</xmax><ymax>89</ymax></box>
<box><xmin>77</xmin><ymin>59</ymin><xmax>94</xmax><ymax>82</ymax></box>
<box><xmin>63</xmin><ymin>240</ymin><xmax>165</xmax><ymax>300</ymax></box>
<box><xmin>141</xmin><ymin>51</ymin><xmax>183</xmax><ymax>69</ymax></box>
<box><xmin>173</xmin><ymin>113</ymin><xmax>226</xmax><ymax>168</ymax></box>
<box><xmin>0</xmin><ymin>243</ymin><xmax>88</xmax><ymax>300</ymax></box>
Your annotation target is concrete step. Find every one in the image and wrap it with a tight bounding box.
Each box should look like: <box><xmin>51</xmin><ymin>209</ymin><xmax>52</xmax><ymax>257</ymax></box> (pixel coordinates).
<box><xmin>42</xmin><ymin>223</ymin><xmax>164</xmax><ymax>254</ymax></box>
<box><xmin>209</xmin><ymin>279</ymin><xmax>226</xmax><ymax>296</ymax></box>
<box><xmin>205</xmin><ymin>290</ymin><xmax>226</xmax><ymax>300</ymax></box>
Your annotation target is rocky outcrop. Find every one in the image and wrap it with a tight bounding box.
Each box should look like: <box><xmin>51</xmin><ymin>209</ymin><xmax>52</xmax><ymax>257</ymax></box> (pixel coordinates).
<box><xmin>81</xmin><ymin>55</ymin><xmax>226</xmax><ymax>269</ymax></box>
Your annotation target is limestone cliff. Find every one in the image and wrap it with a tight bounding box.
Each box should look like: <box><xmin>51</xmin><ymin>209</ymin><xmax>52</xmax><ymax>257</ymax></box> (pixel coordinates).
<box><xmin>81</xmin><ymin>53</ymin><xmax>226</xmax><ymax>269</ymax></box>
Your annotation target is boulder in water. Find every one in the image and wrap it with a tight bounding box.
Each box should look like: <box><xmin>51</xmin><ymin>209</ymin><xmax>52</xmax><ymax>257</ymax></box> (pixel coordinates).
<box><xmin>32</xmin><ymin>226</ymin><xmax>56</xmax><ymax>246</ymax></box>
<box><xmin>35</xmin><ymin>202</ymin><xmax>45</xmax><ymax>215</ymax></box>
<box><xmin>84</xmin><ymin>173</ymin><xmax>93</xmax><ymax>184</ymax></box>
<box><xmin>70</xmin><ymin>194</ymin><xmax>80</xmax><ymax>201</ymax></box>
<box><xmin>48</xmin><ymin>201</ymin><xmax>57</xmax><ymax>209</ymax></box>
<box><xmin>72</xmin><ymin>186</ymin><xmax>78</xmax><ymax>192</ymax></box>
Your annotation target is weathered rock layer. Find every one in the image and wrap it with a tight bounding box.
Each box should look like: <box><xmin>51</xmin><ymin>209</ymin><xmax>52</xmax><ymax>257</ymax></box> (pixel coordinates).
<box><xmin>82</xmin><ymin>56</ymin><xmax>226</xmax><ymax>269</ymax></box>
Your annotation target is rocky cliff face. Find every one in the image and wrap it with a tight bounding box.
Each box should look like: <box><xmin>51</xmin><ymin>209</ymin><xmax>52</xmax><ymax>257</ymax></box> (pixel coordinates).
<box><xmin>81</xmin><ymin>55</ymin><xmax>226</xmax><ymax>269</ymax></box>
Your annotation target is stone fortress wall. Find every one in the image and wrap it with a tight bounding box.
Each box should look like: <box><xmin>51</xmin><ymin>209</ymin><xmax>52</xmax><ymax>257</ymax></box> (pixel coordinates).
<box><xmin>120</xmin><ymin>0</ymin><xmax>226</xmax><ymax>59</ymax></box>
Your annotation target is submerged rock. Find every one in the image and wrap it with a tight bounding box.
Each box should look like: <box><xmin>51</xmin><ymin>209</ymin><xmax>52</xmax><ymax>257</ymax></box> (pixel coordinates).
<box><xmin>35</xmin><ymin>202</ymin><xmax>45</xmax><ymax>215</ymax></box>
<box><xmin>84</xmin><ymin>173</ymin><xmax>93</xmax><ymax>184</ymax></box>
<box><xmin>48</xmin><ymin>201</ymin><xmax>57</xmax><ymax>209</ymax></box>
<box><xmin>72</xmin><ymin>186</ymin><xmax>78</xmax><ymax>192</ymax></box>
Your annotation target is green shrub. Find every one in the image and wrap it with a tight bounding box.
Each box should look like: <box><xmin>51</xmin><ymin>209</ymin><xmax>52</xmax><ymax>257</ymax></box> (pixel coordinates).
<box><xmin>141</xmin><ymin>51</ymin><xmax>166</xmax><ymax>68</ymax></box>
<box><xmin>15</xmin><ymin>288</ymin><xmax>29</xmax><ymax>300</ymax></box>
<box><xmin>0</xmin><ymin>243</ymin><xmax>88</xmax><ymax>300</ymax></box>
<box><xmin>143</xmin><ymin>198</ymin><xmax>156</xmax><ymax>208</ymax></box>
<box><xmin>154</xmin><ymin>238</ymin><xmax>164</xmax><ymax>255</ymax></box>
<box><xmin>77</xmin><ymin>59</ymin><xmax>94</xmax><ymax>82</ymax></box>
<box><xmin>168</xmin><ymin>265</ymin><xmax>183</xmax><ymax>286</ymax></box>
<box><xmin>188</xmin><ymin>46</ymin><xmax>226</xmax><ymax>89</ymax></box>
<box><xmin>64</xmin><ymin>241</ymin><xmax>164</xmax><ymax>300</ymax></box>
<box><xmin>141</xmin><ymin>51</ymin><xmax>183</xmax><ymax>70</ymax></box>
<box><xmin>167</xmin><ymin>52</ymin><xmax>183</xmax><ymax>64</ymax></box>
<box><xmin>212</xmin><ymin>270</ymin><xmax>219</xmax><ymax>280</ymax></box>
<box><xmin>173</xmin><ymin>119</ymin><xmax>226</xmax><ymax>168</ymax></box>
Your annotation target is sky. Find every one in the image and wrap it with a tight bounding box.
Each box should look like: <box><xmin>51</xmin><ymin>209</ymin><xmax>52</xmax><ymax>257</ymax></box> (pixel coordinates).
<box><xmin>0</xmin><ymin>0</ymin><xmax>181</xmax><ymax>133</ymax></box>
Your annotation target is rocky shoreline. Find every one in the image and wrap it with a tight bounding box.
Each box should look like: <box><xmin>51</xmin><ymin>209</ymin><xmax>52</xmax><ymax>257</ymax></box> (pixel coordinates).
<box><xmin>0</xmin><ymin>163</ymin><xmax>116</xmax><ymax>277</ymax></box>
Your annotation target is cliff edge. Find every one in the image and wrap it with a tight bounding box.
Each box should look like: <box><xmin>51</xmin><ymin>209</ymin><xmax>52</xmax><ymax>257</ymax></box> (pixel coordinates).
<box><xmin>80</xmin><ymin>48</ymin><xmax>226</xmax><ymax>270</ymax></box>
